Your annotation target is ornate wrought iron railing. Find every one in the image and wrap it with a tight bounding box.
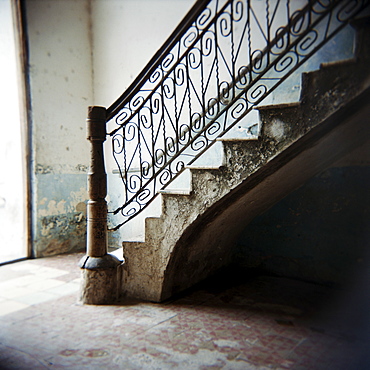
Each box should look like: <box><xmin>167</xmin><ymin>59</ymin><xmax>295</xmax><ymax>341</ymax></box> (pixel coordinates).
<box><xmin>106</xmin><ymin>0</ymin><xmax>369</xmax><ymax>231</ymax></box>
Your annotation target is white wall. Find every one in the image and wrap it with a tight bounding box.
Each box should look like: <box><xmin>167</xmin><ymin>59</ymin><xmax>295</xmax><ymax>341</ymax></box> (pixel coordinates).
<box><xmin>92</xmin><ymin>0</ymin><xmax>196</xmax><ymax>108</ymax></box>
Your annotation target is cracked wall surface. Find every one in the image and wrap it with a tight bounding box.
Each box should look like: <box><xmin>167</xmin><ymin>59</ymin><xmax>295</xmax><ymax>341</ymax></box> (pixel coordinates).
<box><xmin>34</xmin><ymin>174</ymin><xmax>88</xmax><ymax>257</ymax></box>
<box><xmin>25</xmin><ymin>0</ymin><xmax>92</xmax><ymax>257</ymax></box>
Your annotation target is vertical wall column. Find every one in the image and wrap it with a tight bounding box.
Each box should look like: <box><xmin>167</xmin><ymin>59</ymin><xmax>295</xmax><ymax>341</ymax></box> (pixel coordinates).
<box><xmin>79</xmin><ymin>106</ymin><xmax>123</xmax><ymax>305</ymax></box>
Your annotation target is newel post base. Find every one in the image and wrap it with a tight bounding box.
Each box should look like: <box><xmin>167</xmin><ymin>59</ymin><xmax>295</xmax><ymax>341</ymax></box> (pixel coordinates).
<box><xmin>79</xmin><ymin>106</ymin><xmax>124</xmax><ymax>305</ymax></box>
<box><xmin>79</xmin><ymin>254</ymin><xmax>123</xmax><ymax>305</ymax></box>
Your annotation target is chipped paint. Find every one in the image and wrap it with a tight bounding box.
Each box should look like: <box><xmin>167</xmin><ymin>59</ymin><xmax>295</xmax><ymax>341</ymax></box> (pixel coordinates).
<box><xmin>38</xmin><ymin>187</ymin><xmax>87</xmax><ymax>217</ymax></box>
<box><xmin>35</xmin><ymin>164</ymin><xmax>88</xmax><ymax>175</ymax></box>
<box><xmin>266</xmin><ymin>118</ymin><xmax>285</xmax><ymax>140</ymax></box>
<box><xmin>38</xmin><ymin>212</ymin><xmax>86</xmax><ymax>257</ymax></box>
<box><xmin>34</xmin><ymin>174</ymin><xmax>88</xmax><ymax>257</ymax></box>
<box><xmin>39</xmin><ymin>200</ymin><xmax>68</xmax><ymax>217</ymax></box>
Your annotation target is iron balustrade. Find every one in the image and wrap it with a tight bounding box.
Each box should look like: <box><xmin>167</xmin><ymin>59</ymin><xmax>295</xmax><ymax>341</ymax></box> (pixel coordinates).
<box><xmin>106</xmin><ymin>0</ymin><xmax>369</xmax><ymax>231</ymax></box>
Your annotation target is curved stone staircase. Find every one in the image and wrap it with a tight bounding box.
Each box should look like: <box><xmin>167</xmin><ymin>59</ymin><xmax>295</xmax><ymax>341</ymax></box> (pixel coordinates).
<box><xmin>120</xmin><ymin>17</ymin><xmax>370</xmax><ymax>302</ymax></box>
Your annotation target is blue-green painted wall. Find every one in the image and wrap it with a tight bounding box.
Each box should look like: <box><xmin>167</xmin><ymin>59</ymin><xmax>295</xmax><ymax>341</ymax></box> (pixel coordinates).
<box><xmin>34</xmin><ymin>173</ymin><xmax>88</xmax><ymax>257</ymax></box>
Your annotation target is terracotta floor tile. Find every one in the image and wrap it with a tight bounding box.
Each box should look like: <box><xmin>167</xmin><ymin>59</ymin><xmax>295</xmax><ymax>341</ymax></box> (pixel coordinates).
<box><xmin>0</xmin><ymin>254</ymin><xmax>369</xmax><ymax>369</ymax></box>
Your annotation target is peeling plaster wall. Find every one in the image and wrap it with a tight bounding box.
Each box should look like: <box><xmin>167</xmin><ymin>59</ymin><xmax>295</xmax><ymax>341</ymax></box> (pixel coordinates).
<box><xmin>25</xmin><ymin>0</ymin><xmax>93</xmax><ymax>257</ymax></box>
<box><xmin>35</xmin><ymin>174</ymin><xmax>88</xmax><ymax>257</ymax></box>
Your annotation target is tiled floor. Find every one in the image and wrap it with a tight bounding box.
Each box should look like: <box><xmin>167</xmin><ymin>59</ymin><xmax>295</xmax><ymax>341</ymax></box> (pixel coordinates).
<box><xmin>0</xmin><ymin>253</ymin><xmax>369</xmax><ymax>369</ymax></box>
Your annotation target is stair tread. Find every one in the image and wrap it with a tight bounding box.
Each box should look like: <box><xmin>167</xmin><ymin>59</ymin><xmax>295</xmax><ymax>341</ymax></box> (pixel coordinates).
<box><xmin>158</xmin><ymin>188</ymin><xmax>191</xmax><ymax>195</ymax></box>
<box><xmin>319</xmin><ymin>58</ymin><xmax>355</xmax><ymax>69</ymax></box>
<box><xmin>217</xmin><ymin>137</ymin><xmax>259</xmax><ymax>142</ymax></box>
<box><xmin>256</xmin><ymin>102</ymin><xmax>301</xmax><ymax>111</ymax></box>
<box><xmin>186</xmin><ymin>165</ymin><xmax>221</xmax><ymax>170</ymax></box>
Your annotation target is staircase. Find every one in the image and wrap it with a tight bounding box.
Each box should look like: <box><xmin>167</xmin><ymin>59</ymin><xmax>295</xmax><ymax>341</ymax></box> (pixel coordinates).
<box><xmin>119</xmin><ymin>16</ymin><xmax>370</xmax><ymax>302</ymax></box>
<box><xmin>79</xmin><ymin>0</ymin><xmax>370</xmax><ymax>305</ymax></box>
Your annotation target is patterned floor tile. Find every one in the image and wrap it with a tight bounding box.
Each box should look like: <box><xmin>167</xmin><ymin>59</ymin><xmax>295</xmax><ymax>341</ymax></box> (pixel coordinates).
<box><xmin>0</xmin><ymin>254</ymin><xmax>369</xmax><ymax>369</ymax></box>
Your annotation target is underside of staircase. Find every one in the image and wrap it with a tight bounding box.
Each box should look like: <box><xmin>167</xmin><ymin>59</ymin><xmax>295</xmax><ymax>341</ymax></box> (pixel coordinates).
<box><xmin>118</xmin><ymin>17</ymin><xmax>370</xmax><ymax>303</ymax></box>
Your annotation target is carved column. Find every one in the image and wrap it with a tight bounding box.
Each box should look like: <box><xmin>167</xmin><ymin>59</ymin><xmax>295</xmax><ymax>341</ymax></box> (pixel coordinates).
<box><xmin>79</xmin><ymin>106</ymin><xmax>123</xmax><ymax>305</ymax></box>
<box><xmin>86</xmin><ymin>106</ymin><xmax>108</xmax><ymax>257</ymax></box>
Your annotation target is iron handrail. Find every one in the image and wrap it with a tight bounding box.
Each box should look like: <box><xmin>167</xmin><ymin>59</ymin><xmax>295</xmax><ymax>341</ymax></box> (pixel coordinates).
<box><xmin>109</xmin><ymin>2</ymin><xmax>309</xmax><ymax>176</ymax></box>
<box><xmin>106</xmin><ymin>0</ymin><xmax>369</xmax><ymax>230</ymax></box>
<box><xmin>107</xmin><ymin>0</ymin><xmax>311</xmax><ymax>136</ymax></box>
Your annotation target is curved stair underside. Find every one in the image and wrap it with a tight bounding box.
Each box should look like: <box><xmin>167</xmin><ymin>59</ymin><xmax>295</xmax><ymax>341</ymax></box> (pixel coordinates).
<box><xmin>121</xmin><ymin>18</ymin><xmax>370</xmax><ymax>302</ymax></box>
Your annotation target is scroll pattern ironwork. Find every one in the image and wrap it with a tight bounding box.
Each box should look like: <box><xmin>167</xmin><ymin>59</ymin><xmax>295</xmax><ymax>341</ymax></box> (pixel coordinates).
<box><xmin>107</xmin><ymin>0</ymin><xmax>369</xmax><ymax>230</ymax></box>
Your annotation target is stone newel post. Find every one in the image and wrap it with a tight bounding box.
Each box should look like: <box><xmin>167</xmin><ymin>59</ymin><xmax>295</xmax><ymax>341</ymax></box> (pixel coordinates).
<box><xmin>79</xmin><ymin>106</ymin><xmax>123</xmax><ymax>305</ymax></box>
<box><xmin>86</xmin><ymin>106</ymin><xmax>108</xmax><ymax>258</ymax></box>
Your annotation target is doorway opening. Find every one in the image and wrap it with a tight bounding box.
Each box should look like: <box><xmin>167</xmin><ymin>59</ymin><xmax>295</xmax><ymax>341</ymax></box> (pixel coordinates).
<box><xmin>0</xmin><ymin>0</ymin><xmax>29</xmax><ymax>264</ymax></box>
